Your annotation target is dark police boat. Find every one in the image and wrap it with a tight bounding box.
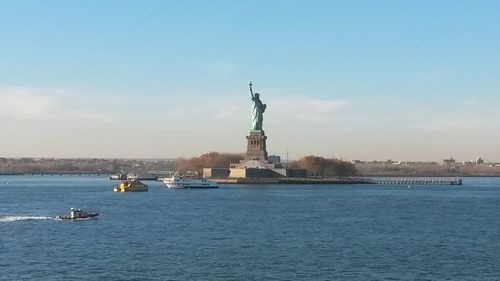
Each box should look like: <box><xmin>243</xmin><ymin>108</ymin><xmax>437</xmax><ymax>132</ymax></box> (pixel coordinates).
<box><xmin>58</xmin><ymin>208</ymin><xmax>99</xmax><ymax>220</ymax></box>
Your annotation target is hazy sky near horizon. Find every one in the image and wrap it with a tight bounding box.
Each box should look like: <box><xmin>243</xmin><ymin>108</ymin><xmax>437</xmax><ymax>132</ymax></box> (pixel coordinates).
<box><xmin>1</xmin><ymin>0</ymin><xmax>499</xmax><ymax>161</ymax></box>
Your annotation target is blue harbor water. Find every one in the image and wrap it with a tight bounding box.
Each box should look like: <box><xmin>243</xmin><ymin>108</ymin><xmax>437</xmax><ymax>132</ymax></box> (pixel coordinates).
<box><xmin>1</xmin><ymin>176</ymin><xmax>500</xmax><ymax>280</ymax></box>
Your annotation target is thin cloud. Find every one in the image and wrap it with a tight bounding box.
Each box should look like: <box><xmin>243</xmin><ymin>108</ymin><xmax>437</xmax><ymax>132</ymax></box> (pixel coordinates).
<box><xmin>0</xmin><ymin>86</ymin><xmax>119</xmax><ymax>123</ymax></box>
<box><xmin>268</xmin><ymin>96</ymin><xmax>349</xmax><ymax>123</ymax></box>
<box><xmin>0</xmin><ymin>87</ymin><xmax>59</xmax><ymax>120</ymax></box>
<box><xmin>416</xmin><ymin>118</ymin><xmax>500</xmax><ymax>133</ymax></box>
<box><xmin>210</xmin><ymin>95</ymin><xmax>349</xmax><ymax>125</ymax></box>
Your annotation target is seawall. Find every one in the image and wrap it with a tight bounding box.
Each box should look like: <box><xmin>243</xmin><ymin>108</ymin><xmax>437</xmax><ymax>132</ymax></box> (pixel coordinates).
<box><xmin>213</xmin><ymin>177</ymin><xmax>373</xmax><ymax>184</ymax></box>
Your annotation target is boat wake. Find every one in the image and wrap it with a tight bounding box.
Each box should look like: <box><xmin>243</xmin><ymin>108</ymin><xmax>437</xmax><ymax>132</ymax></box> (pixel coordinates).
<box><xmin>0</xmin><ymin>215</ymin><xmax>54</xmax><ymax>222</ymax></box>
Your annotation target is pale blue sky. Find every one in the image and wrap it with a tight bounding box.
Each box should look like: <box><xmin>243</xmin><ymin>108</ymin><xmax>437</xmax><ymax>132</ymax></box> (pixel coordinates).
<box><xmin>1</xmin><ymin>1</ymin><xmax>499</xmax><ymax>161</ymax></box>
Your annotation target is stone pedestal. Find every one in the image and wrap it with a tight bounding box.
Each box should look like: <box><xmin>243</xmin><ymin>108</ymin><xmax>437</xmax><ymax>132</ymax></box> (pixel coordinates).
<box><xmin>226</xmin><ymin>129</ymin><xmax>307</xmax><ymax>179</ymax></box>
<box><xmin>245</xmin><ymin>130</ymin><xmax>268</xmax><ymax>161</ymax></box>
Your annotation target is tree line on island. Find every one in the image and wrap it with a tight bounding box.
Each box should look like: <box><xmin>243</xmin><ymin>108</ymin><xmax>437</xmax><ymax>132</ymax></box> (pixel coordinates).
<box><xmin>290</xmin><ymin>155</ymin><xmax>356</xmax><ymax>177</ymax></box>
<box><xmin>176</xmin><ymin>152</ymin><xmax>356</xmax><ymax>177</ymax></box>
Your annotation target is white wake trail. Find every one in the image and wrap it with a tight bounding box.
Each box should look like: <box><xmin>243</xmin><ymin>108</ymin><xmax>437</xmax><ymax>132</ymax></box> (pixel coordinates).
<box><xmin>0</xmin><ymin>215</ymin><xmax>54</xmax><ymax>222</ymax></box>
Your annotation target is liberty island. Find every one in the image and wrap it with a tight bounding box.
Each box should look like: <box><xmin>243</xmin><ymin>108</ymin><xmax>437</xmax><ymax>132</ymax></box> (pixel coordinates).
<box><xmin>202</xmin><ymin>82</ymin><xmax>309</xmax><ymax>180</ymax></box>
<box><xmin>202</xmin><ymin>82</ymin><xmax>370</xmax><ymax>183</ymax></box>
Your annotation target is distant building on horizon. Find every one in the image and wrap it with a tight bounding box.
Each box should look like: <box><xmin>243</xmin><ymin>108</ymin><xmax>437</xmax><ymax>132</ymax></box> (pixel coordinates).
<box><xmin>268</xmin><ymin>155</ymin><xmax>281</xmax><ymax>164</ymax></box>
<box><xmin>443</xmin><ymin>157</ymin><xmax>456</xmax><ymax>166</ymax></box>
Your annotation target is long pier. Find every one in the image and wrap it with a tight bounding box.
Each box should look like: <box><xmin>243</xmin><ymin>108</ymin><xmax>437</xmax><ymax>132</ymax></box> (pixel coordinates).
<box><xmin>214</xmin><ymin>177</ymin><xmax>373</xmax><ymax>184</ymax></box>
<box><xmin>373</xmin><ymin>177</ymin><xmax>462</xmax><ymax>185</ymax></box>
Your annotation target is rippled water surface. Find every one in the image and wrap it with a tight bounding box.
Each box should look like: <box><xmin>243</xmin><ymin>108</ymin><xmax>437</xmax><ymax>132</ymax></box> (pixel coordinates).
<box><xmin>1</xmin><ymin>176</ymin><xmax>500</xmax><ymax>280</ymax></box>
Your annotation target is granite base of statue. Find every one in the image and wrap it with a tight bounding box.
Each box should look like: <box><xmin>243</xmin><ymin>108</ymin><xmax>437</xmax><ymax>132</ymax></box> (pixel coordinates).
<box><xmin>245</xmin><ymin>130</ymin><xmax>268</xmax><ymax>161</ymax></box>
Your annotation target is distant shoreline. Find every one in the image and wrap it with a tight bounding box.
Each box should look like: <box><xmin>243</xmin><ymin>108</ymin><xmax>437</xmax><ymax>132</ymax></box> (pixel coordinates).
<box><xmin>360</xmin><ymin>175</ymin><xmax>500</xmax><ymax>178</ymax></box>
<box><xmin>2</xmin><ymin>173</ymin><xmax>500</xmax><ymax>178</ymax></box>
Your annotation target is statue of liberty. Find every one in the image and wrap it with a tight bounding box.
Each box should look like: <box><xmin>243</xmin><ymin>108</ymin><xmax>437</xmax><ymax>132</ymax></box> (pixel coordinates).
<box><xmin>249</xmin><ymin>81</ymin><xmax>266</xmax><ymax>131</ymax></box>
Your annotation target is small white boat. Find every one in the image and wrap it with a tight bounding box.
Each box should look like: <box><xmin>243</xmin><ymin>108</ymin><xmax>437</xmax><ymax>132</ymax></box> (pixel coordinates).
<box><xmin>162</xmin><ymin>176</ymin><xmax>218</xmax><ymax>189</ymax></box>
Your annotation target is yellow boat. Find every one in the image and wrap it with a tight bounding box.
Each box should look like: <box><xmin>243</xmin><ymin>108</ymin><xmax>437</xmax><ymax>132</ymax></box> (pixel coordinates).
<box><xmin>113</xmin><ymin>179</ymin><xmax>148</xmax><ymax>192</ymax></box>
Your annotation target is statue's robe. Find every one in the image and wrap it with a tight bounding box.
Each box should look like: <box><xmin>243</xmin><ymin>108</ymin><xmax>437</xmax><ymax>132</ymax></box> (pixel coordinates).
<box><xmin>251</xmin><ymin>97</ymin><xmax>266</xmax><ymax>131</ymax></box>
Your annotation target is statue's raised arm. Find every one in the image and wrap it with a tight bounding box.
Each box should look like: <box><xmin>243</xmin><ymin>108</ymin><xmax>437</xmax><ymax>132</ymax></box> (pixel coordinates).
<box><xmin>249</xmin><ymin>81</ymin><xmax>254</xmax><ymax>99</ymax></box>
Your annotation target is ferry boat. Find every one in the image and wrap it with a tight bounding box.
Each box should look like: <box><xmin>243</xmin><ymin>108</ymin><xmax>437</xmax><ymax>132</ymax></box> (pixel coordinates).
<box><xmin>162</xmin><ymin>176</ymin><xmax>219</xmax><ymax>189</ymax></box>
<box><xmin>127</xmin><ymin>173</ymin><xmax>158</xmax><ymax>180</ymax></box>
<box><xmin>58</xmin><ymin>208</ymin><xmax>99</xmax><ymax>220</ymax></box>
<box><xmin>110</xmin><ymin>173</ymin><xmax>127</xmax><ymax>180</ymax></box>
<box><xmin>113</xmin><ymin>179</ymin><xmax>148</xmax><ymax>192</ymax></box>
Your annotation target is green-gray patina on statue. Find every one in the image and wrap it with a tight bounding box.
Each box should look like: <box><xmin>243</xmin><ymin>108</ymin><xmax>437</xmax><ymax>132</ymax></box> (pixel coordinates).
<box><xmin>249</xmin><ymin>81</ymin><xmax>266</xmax><ymax>131</ymax></box>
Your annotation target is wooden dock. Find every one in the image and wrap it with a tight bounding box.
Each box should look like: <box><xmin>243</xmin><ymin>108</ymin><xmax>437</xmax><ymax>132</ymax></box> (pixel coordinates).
<box><xmin>373</xmin><ymin>177</ymin><xmax>462</xmax><ymax>185</ymax></box>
